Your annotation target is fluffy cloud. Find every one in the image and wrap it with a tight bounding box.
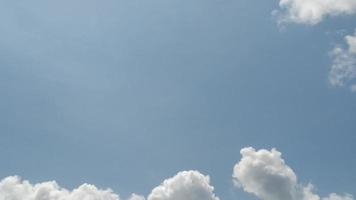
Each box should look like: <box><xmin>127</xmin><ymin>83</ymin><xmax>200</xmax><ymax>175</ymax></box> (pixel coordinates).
<box><xmin>0</xmin><ymin>176</ymin><xmax>119</xmax><ymax>200</ymax></box>
<box><xmin>329</xmin><ymin>31</ymin><xmax>356</xmax><ymax>91</ymax></box>
<box><xmin>232</xmin><ymin>147</ymin><xmax>299</xmax><ymax>200</ymax></box>
<box><xmin>275</xmin><ymin>0</ymin><xmax>356</xmax><ymax>25</ymax></box>
<box><xmin>148</xmin><ymin>171</ymin><xmax>219</xmax><ymax>200</ymax></box>
<box><xmin>0</xmin><ymin>171</ymin><xmax>219</xmax><ymax>200</ymax></box>
<box><xmin>233</xmin><ymin>147</ymin><xmax>354</xmax><ymax>200</ymax></box>
<box><xmin>0</xmin><ymin>151</ymin><xmax>352</xmax><ymax>200</ymax></box>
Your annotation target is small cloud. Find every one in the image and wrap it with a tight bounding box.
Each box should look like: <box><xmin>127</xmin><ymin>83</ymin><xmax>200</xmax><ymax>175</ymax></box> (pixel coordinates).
<box><xmin>351</xmin><ymin>84</ymin><xmax>356</xmax><ymax>92</ymax></box>
<box><xmin>324</xmin><ymin>193</ymin><xmax>354</xmax><ymax>200</ymax></box>
<box><xmin>329</xmin><ymin>31</ymin><xmax>356</xmax><ymax>91</ymax></box>
<box><xmin>274</xmin><ymin>0</ymin><xmax>356</xmax><ymax>25</ymax></box>
<box><xmin>129</xmin><ymin>194</ymin><xmax>146</xmax><ymax>200</ymax></box>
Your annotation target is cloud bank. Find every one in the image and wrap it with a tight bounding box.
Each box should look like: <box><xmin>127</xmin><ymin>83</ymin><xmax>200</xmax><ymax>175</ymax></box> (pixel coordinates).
<box><xmin>233</xmin><ymin>147</ymin><xmax>353</xmax><ymax>200</ymax></box>
<box><xmin>0</xmin><ymin>148</ymin><xmax>353</xmax><ymax>200</ymax></box>
<box><xmin>275</xmin><ymin>0</ymin><xmax>356</xmax><ymax>25</ymax></box>
<box><xmin>329</xmin><ymin>31</ymin><xmax>356</xmax><ymax>91</ymax></box>
<box><xmin>0</xmin><ymin>171</ymin><xmax>219</xmax><ymax>200</ymax></box>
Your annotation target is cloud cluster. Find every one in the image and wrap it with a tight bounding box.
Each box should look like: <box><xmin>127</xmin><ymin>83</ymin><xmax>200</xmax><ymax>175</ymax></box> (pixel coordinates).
<box><xmin>275</xmin><ymin>0</ymin><xmax>356</xmax><ymax>25</ymax></box>
<box><xmin>0</xmin><ymin>148</ymin><xmax>353</xmax><ymax>200</ymax></box>
<box><xmin>0</xmin><ymin>171</ymin><xmax>219</xmax><ymax>200</ymax></box>
<box><xmin>0</xmin><ymin>176</ymin><xmax>119</xmax><ymax>200</ymax></box>
<box><xmin>329</xmin><ymin>32</ymin><xmax>356</xmax><ymax>91</ymax></box>
<box><xmin>232</xmin><ymin>147</ymin><xmax>353</xmax><ymax>200</ymax></box>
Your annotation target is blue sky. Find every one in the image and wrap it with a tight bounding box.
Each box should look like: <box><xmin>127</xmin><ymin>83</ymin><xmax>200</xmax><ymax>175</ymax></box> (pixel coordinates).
<box><xmin>1</xmin><ymin>1</ymin><xmax>356</xmax><ymax>200</ymax></box>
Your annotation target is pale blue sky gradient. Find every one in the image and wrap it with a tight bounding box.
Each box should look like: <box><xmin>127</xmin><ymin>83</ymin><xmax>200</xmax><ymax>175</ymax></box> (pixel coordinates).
<box><xmin>1</xmin><ymin>1</ymin><xmax>356</xmax><ymax>200</ymax></box>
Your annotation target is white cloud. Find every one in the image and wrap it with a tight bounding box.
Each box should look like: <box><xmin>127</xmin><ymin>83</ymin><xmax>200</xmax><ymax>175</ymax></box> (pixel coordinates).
<box><xmin>232</xmin><ymin>147</ymin><xmax>354</xmax><ymax>200</ymax></box>
<box><xmin>273</xmin><ymin>1</ymin><xmax>356</xmax><ymax>92</ymax></box>
<box><xmin>129</xmin><ymin>194</ymin><xmax>146</xmax><ymax>200</ymax></box>
<box><xmin>148</xmin><ymin>171</ymin><xmax>219</xmax><ymax>200</ymax></box>
<box><xmin>0</xmin><ymin>171</ymin><xmax>219</xmax><ymax>200</ymax></box>
<box><xmin>0</xmin><ymin>176</ymin><xmax>120</xmax><ymax>200</ymax></box>
<box><xmin>324</xmin><ymin>194</ymin><xmax>354</xmax><ymax>200</ymax></box>
<box><xmin>232</xmin><ymin>147</ymin><xmax>299</xmax><ymax>200</ymax></box>
<box><xmin>275</xmin><ymin>0</ymin><xmax>356</xmax><ymax>25</ymax></box>
<box><xmin>329</xmin><ymin>31</ymin><xmax>356</xmax><ymax>91</ymax></box>
<box><xmin>0</xmin><ymin>153</ymin><xmax>352</xmax><ymax>200</ymax></box>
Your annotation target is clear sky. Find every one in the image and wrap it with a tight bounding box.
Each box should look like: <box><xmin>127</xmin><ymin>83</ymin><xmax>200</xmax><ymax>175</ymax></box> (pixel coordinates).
<box><xmin>1</xmin><ymin>1</ymin><xmax>356</xmax><ymax>200</ymax></box>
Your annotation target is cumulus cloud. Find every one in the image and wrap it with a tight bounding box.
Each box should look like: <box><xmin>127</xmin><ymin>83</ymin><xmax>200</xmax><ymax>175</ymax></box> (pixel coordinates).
<box><xmin>0</xmin><ymin>151</ymin><xmax>352</xmax><ymax>200</ymax></box>
<box><xmin>274</xmin><ymin>0</ymin><xmax>356</xmax><ymax>25</ymax></box>
<box><xmin>0</xmin><ymin>171</ymin><xmax>219</xmax><ymax>200</ymax></box>
<box><xmin>232</xmin><ymin>147</ymin><xmax>299</xmax><ymax>200</ymax></box>
<box><xmin>148</xmin><ymin>171</ymin><xmax>219</xmax><ymax>200</ymax></box>
<box><xmin>0</xmin><ymin>176</ymin><xmax>120</xmax><ymax>200</ymax></box>
<box><xmin>329</xmin><ymin>31</ymin><xmax>356</xmax><ymax>91</ymax></box>
<box><xmin>232</xmin><ymin>147</ymin><xmax>354</xmax><ymax>200</ymax></box>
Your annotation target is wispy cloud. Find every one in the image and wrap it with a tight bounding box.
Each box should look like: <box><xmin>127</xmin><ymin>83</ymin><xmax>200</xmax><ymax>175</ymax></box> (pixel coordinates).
<box><xmin>273</xmin><ymin>0</ymin><xmax>356</xmax><ymax>92</ymax></box>
<box><xmin>274</xmin><ymin>0</ymin><xmax>356</xmax><ymax>25</ymax></box>
<box><xmin>329</xmin><ymin>31</ymin><xmax>356</xmax><ymax>91</ymax></box>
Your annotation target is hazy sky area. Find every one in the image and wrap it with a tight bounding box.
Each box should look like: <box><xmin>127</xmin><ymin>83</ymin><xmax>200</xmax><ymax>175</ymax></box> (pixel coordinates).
<box><xmin>1</xmin><ymin>1</ymin><xmax>356</xmax><ymax>200</ymax></box>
